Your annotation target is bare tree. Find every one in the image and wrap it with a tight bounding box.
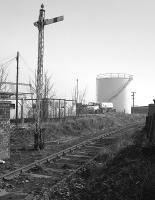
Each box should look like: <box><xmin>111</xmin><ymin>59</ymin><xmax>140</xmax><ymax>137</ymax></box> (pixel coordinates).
<box><xmin>43</xmin><ymin>71</ymin><xmax>56</xmax><ymax>99</ymax></box>
<box><xmin>79</xmin><ymin>88</ymin><xmax>87</xmax><ymax>104</ymax></box>
<box><xmin>72</xmin><ymin>83</ymin><xmax>87</xmax><ymax>116</ymax></box>
<box><xmin>28</xmin><ymin>70</ymin><xmax>56</xmax><ymax>119</ymax></box>
<box><xmin>30</xmin><ymin>70</ymin><xmax>56</xmax><ymax>99</ymax></box>
<box><xmin>72</xmin><ymin>80</ymin><xmax>87</xmax><ymax>104</ymax></box>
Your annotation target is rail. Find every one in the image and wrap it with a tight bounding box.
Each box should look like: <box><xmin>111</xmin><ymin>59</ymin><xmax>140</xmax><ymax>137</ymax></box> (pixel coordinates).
<box><xmin>1</xmin><ymin>122</ymin><xmax>143</xmax><ymax>182</ymax></box>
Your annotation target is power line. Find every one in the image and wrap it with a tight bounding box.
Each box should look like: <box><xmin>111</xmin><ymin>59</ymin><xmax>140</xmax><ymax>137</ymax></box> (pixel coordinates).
<box><xmin>19</xmin><ymin>53</ymin><xmax>35</xmax><ymax>74</ymax></box>
<box><xmin>0</xmin><ymin>56</ymin><xmax>16</xmax><ymax>65</ymax></box>
<box><xmin>0</xmin><ymin>56</ymin><xmax>16</xmax><ymax>71</ymax></box>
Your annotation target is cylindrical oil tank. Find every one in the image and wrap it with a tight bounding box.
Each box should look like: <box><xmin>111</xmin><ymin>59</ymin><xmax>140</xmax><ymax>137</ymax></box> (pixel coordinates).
<box><xmin>96</xmin><ymin>73</ymin><xmax>133</xmax><ymax>113</ymax></box>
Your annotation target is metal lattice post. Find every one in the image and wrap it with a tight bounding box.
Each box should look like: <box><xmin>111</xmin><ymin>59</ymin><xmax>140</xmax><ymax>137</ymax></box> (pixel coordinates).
<box><xmin>34</xmin><ymin>4</ymin><xmax>64</xmax><ymax>150</ymax></box>
<box><xmin>34</xmin><ymin>4</ymin><xmax>45</xmax><ymax>149</ymax></box>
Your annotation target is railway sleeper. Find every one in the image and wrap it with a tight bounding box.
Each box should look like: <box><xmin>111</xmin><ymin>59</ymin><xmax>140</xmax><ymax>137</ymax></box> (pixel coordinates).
<box><xmin>0</xmin><ymin>190</ymin><xmax>27</xmax><ymax>199</ymax></box>
<box><xmin>73</xmin><ymin>151</ymin><xmax>95</xmax><ymax>157</ymax></box>
<box><xmin>42</xmin><ymin>167</ymin><xmax>68</xmax><ymax>174</ymax></box>
<box><xmin>76</xmin><ymin>149</ymin><xmax>97</xmax><ymax>156</ymax></box>
<box><xmin>84</xmin><ymin>145</ymin><xmax>104</xmax><ymax>150</ymax></box>
<box><xmin>2</xmin><ymin>170</ymin><xmax>23</xmax><ymax>181</ymax></box>
<box><xmin>39</xmin><ymin>163</ymin><xmax>72</xmax><ymax>174</ymax></box>
<box><xmin>55</xmin><ymin>158</ymin><xmax>85</xmax><ymax>165</ymax></box>
<box><xmin>25</xmin><ymin>166</ymin><xmax>70</xmax><ymax>178</ymax></box>
<box><xmin>24</xmin><ymin>173</ymin><xmax>53</xmax><ymax>179</ymax></box>
<box><xmin>44</xmin><ymin>162</ymin><xmax>79</xmax><ymax>170</ymax></box>
<box><xmin>64</xmin><ymin>154</ymin><xmax>91</xmax><ymax>160</ymax></box>
<box><xmin>88</xmin><ymin>142</ymin><xmax>106</xmax><ymax>147</ymax></box>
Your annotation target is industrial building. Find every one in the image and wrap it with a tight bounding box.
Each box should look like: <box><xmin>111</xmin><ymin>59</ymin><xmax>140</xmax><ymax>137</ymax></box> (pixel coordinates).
<box><xmin>96</xmin><ymin>73</ymin><xmax>133</xmax><ymax>113</ymax></box>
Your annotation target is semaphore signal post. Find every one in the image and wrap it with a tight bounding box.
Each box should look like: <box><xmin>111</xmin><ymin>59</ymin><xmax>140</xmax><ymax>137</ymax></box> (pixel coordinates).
<box><xmin>34</xmin><ymin>4</ymin><xmax>64</xmax><ymax>150</ymax></box>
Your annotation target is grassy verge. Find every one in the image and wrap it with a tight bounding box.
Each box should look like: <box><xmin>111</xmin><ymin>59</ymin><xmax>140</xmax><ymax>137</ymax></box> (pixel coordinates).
<box><xmin>10</xmin><ymin>113</ymin><xmax>145</xmax><ymax>148</ymax></box>
<box><xmin>50</xmin><ymin>127</ymin><xmax>155</xmax><ymax>200</ymax></box>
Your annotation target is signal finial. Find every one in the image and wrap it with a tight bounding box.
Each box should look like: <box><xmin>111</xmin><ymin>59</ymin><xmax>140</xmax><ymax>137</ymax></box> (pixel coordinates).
<box><xmin>41</xmin><ymin>4</ymin><xmax>44</xmax><ymax>9</ymax></box>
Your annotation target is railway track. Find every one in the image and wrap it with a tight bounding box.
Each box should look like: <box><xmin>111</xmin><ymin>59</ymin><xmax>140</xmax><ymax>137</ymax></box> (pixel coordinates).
<box><xmin>0</xmin><ymin>122</ymin><xmax>144</xmax><ymax>200</ymax></box>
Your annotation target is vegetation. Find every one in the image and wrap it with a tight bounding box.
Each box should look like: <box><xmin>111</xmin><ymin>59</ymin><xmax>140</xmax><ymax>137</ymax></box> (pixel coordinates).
<box><xmin>8</xmin><ymin>113</ymin><xmax>147</xmax><ymax>199</ymax></box>
<box><xmin>11</xmin><ymin>113</ymin><xmax>145</xmax><ymax>150</ymax></box>
<box><xmin>49</xmin><ymin>122</ymin><xmax>155</xmax><ymax>200</ymax></box>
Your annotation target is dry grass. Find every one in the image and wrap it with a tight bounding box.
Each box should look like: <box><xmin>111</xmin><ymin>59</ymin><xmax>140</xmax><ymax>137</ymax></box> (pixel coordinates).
<box><xmin>43</xmin><ymin>113</ymin><xmax>145</xmax><ymax>139</ymax></box>
<box><xmin>50</xmin><ymin>123</ymin><xmax>155</xmax><ymax>200</ymax></box>
<box><xmin>10</xmin><ymin>113</ymin><xmax>145</xmax><ymax>155</ymax></box>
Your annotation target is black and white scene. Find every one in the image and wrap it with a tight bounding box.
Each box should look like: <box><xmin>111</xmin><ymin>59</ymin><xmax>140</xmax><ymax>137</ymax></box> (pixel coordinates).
<box><xmin>0</xmin><ymin>0</ymin><xmax>154</xmax><ymax>199</ymax></box>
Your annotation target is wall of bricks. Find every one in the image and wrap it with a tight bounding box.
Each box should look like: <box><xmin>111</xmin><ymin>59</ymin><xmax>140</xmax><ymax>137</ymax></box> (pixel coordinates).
<box><xmin>0</xmin><ymin>101</ymin><xmax>11</xmax><ymax>159</ymax></box>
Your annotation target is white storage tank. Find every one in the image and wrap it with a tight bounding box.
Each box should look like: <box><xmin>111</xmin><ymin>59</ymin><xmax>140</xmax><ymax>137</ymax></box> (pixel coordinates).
<box><xmin>96</xmin><ymin>73</ymin><xmax>133</xmax><ymax>113</ymax></box>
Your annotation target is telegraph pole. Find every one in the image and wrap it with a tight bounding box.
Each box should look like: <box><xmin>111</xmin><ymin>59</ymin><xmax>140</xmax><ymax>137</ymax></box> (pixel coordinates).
<box><xmin>34</xmin><ymin>4</ymin><xmax>64</xmax><ymax>150</ymax></box>
<box><xmin>16</xmin><ymin>51</ymin><xmax>19</xmax><ymax>126</ymax></box>
<box><xmin>77</xmin><ymin>78</ymin><xmax>79</xmax><ymax>103</ymax></box>
<box><xmin>131</xmin><ymin>91</ymin><xmax>136</xmax><ymax>109</ymax></box>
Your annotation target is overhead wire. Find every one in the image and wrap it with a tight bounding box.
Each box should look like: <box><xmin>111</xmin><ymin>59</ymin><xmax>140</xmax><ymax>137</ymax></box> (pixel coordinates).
<box><xmin>0</xmin><ymin>56</ymin><xmax>16</xmax><ymax>68</ymax></box>
<box><xmin>0</xmin><ymin>54</ymin><xmax>36</xmax><ymax>96</ymax></box>
<box><xmin>18</xmin><ymin>53</ymin><xmax>36</xmax><ymax>96</ymax></box>
<box><xmin>0</xmin><ymin>56</ymin><xmax>17</xmax><ymax>92</ymax></box>
<box><xmin>19</xmin><ymin>53</ymin><xmax>35</xmax><ymax>75</ymax></box>
<box><xmin>0</xmin><ymin>55</ymin><xmax>16</xmax><ymax>65</ymax></box>
<box><xmin>0</xmin><ymin>57</ymin><xmax>16</xmax><ymax>80</ymax></box>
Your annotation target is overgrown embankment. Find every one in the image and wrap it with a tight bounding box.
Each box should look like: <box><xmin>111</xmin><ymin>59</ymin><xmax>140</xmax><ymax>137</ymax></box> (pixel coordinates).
<box><xmin>10</xmin><ymin>113</ymin><xmax>145</xmax><ymax>149</ymax></box>
<box><xmin>3</xmin><ymin>113</ymin><xmax>147</xmax><ymax>199</ymax></box>
<box><xmin>49</xmin><ymin>119</ymin><xmax>155</xmax><ymax>200</ymax></box>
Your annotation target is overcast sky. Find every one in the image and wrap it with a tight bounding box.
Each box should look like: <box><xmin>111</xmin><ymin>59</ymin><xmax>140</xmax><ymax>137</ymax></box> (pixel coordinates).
<box><xmin>1</xmin><ymin>0</ymin><xmax>155</xmax><ymax>106</ymax></box>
